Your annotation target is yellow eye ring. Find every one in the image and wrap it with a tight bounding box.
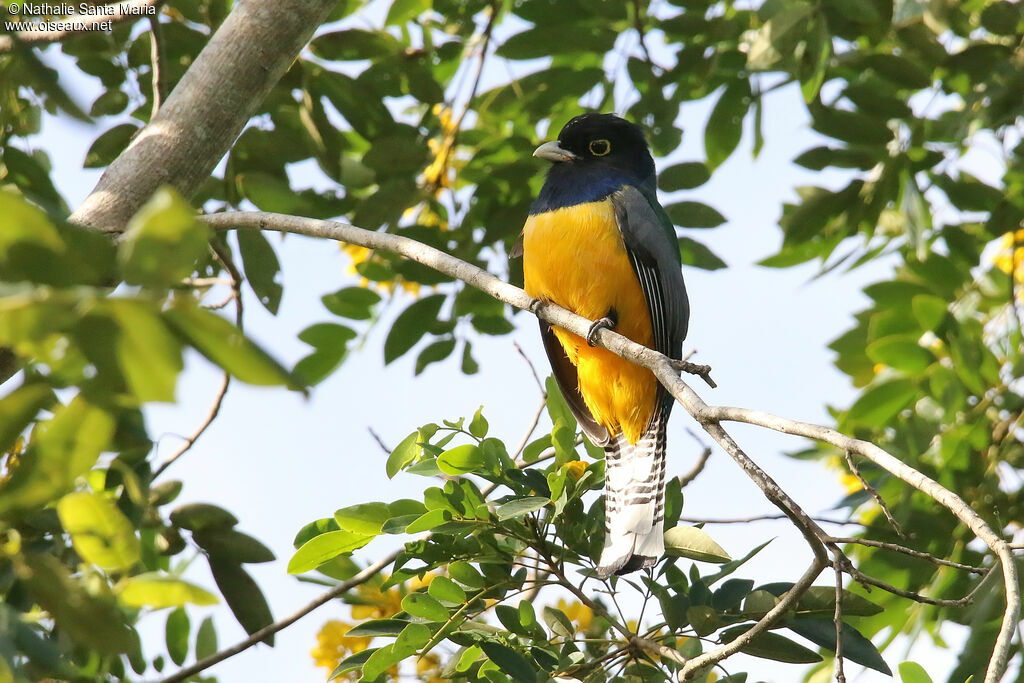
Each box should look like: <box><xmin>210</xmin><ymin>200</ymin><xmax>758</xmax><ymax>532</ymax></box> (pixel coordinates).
<box><xmin>589</xmin><ymin>139</ymin><xmax>611</xmax><ymax>156</ymax></box>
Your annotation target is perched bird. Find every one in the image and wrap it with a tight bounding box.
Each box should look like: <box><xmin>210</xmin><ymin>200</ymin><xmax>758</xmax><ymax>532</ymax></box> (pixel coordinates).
<box><xmin>521</xmin><ymin>113</ymin><xmax>689</xmax><ymax>576</ymax></box>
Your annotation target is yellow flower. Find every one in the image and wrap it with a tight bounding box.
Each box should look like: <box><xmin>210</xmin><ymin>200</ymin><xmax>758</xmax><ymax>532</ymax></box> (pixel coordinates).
<box><xmin>339</xmin><ymin>243</ymin><xmax>420</xmax><ymax>295</ymax></box>
<box><xmin>839</xmin><ymin>472</ymin><xmax>863</xmax><ymax>494</ymax></box>
<box><xmin>310</xmin><ymin>620</ymin><xmax>371</xmax><ymax>676</ymax></box>
<box><xmin>563</xmin><ymin>460</ymin><xmax>587</xmax><ymax>482</ymax></box>
<box><xmin>993</xmin><ymin>229</ymin><xmax>1024</xmax><ymax>290</ymax></box>
<box><xmin>557</xmin><ymin>599</ymin><xmax>593</xmax><ymax>632</ymax></box>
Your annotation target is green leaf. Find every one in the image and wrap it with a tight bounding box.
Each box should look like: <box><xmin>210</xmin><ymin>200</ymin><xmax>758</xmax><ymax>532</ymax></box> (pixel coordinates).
<box><xmin>311</xmin><ymin>29</ymin><xmax>400</xmax><ymax>61</ymax></box>
<box><xmin>386</xmin><ymin>430</ymin><xmax>422</xmax><ymax>478</ymax></box>
<box><xmin>84</xmin><ymin>123</ymin><xmax>139</xmax><ymax>168</ymax></box>
<box><xmin>288</xmin><ymin>530</ymin><xmax>375</xmax><ymax>574</ymax></box>
<box><xmin>496</xmin><ymin>24</ymin><xmax>616</xmax><ymax>60</ymax></box>
<box><xmin>705</xmin><ymin>79</ymin><xmax>750</xmax><ymax>169</ymax></box>
<box><xmin>346</xmin><ymin>619</ymin><xmax>410</xmax><ymax>637</ymax></box>
<box><xmin>785</xmin><ymin>617</ymin><xmax>891</xmax><ymax>675</ymax></box>
<box><xmin>163</xmin><ymin>302</ymin><xmax>300</xmax><ymax>389</ymax></box>
<box><xmin>401</xmin><ymin>592</ymin><xmax>448</xmax><ymax>621</ymax></box>
<box><xmin>335</xmin><ymin>502</ymin><xmax>391</xmax><ymax>535</ymax></box>
<box><xmin>237</xmin><ymin>230</ymin><xmax>283</xmax><ymax>314</ymax></box>
<box><xmin>542</xmin><ymin>606</ymin><xmax>575</xmax><ymax>637</ymax></box>
<box><xmin>322</xmin><ymin>286</ymin><xmax>381</xmax><ymax>320</ymax></box>
<box><xmin>911</xmin><ymin>294</ymin><xmax>947</xmax><ymax>330</ymax></box>
<box><xmin>415</xmin><ymin>337</ymin><xmax>456</xmax><ymax>375</ymax></box>
<box><xmin>545</xmin><ymin>375</ymin><xmax>576</xmax><ymax>430</ymax></box>
<box><xmin>846</xmin><ymin>377</ymin><xmax>917</xmax><ymax>426</ymax></box>
<box><xmin>56</xmin><ymin>491</ymin><xmax>141</xmax><ymax>571</ymax></box>
<box><xmin>791</xmin><ymin>586</ymin><xmax>883</xmax><ymax>617</ymax></box>
<box><xmin>22</xmin><ymin>553</ymin><xmax>134</xmax><ymax>655</ymax></box>
<box><xmin>118</xmin><ymin>573</ymin><xmax>219</xmax><ymax>609</ymax></box>
<box><xmin>384</xmin><ymin>294</ymin><xmax>446</xmax><ymax>364</ymax></box>
<box><xmin>405</xmin><ymin>508</ymin><xmax>447</xmax><ymax>533</ymax></box>
<box><xmin>719</xmin><ymin>625</ymin><xmax>822</xmax><ymax>664</ymax></box>
<box><xmin>0</xmin><ymin>396</ymin><xmax>115</xmax><ymax>519</ymax></box>
<box><xmin>196</xmin><ymin>616</ymin><xmax>218</xmax><ymax>659</ymax></box>
<box><xmin>866</xmin><ymin>337</ymin><xmax>935</xmax><ymax>374</ymax></box>
<box><xmin>666</xmin><ymin>201</ymin><xmax>727</xmax><ymax>229</ymax></box>
<box><xmin>191</xmin><ymin>528</ymin><xmax>275</xmax><ymax>564</ymax></box>
<box><xmin>170</xmin><ymin>503</ymin><xmax>238</xmax><ymax>531</ymax></box>
<box><xmin>330</xmin><ymin>648</ymin><xmax>376</xmax><ymax>680</ymax></box>
<box><xmin>119</xmin><ymin>187</ymin><xmax>210</xmax><ymax>286</ymax></box>
<box><xmin>209</xmin><ymin>558</ymin><xmax>275</xmax><ymax>645</ymax></box>
<box><xmin>898</xmin><ymin>661</ymin><xmax>933</xmax><ymax>683</ymax></box>
<box><xmin>428</xmin><ymin>576</ymin><xmax>467</xmax><ymax>604</ymax></box>
<box><xmin>106</xmin><ymin>299</ymin><xmax>184</xmax><ymax>402</ymax></box>
<box><xmin>0</xmin><ymin>383</ymin><xmax>52</xmax><ymax>454</ymax></box>
<box><xmin>436</xmin><ymin>444</ymin><xmax>484</xmax><ymax>475</ymax></box>
<box><xmin>479</xmin><ymin>641</ymin><xmax>536</xmax><ymax>681</ymax></box>
<box><xmin>659</xmin><ymin>162</ymin><xmax>711</xmax><ymax>191</ymax></box>
<box><xmin>664</xmin><ymin>526</ymin><xmax>732</xmax><ymax>563</ymax></box>
<box><xmin>165</xmin><ymin>608</ymin><xmax>190</xmax><ymax>666</ymax></box>
<box><xmin>469</xmin><ymin>407</ymin><xmax>489</xmax><ymax>438</ymax></box>
<box><xmin>448</xmin><ymin>561</ymin><xmax>485</xmax><ymax>588</ymax></box>
<box><xmin>496</xmin><ymin>496</ymin><xmax>549</xmax><ymax>521</ymax></box>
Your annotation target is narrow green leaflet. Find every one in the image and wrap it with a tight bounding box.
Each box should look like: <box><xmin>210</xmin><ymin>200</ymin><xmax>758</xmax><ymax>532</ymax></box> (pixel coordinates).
<box><xmin>705</xmin><ymin>79</ymin><xmax>750</xmax><ymax>169</ymax></box>
<box><xmin>386</xmin><ymin>430</ymin><xmax>422</xmax><ymax>478</ymax></box>
<box><xmin>105</xmin><ymin>299</ymin><xmax>184</xmax><ymax>403</ymax></box>
<box><xmin>401</xmin><ymin>592</ymin><xmax>448</xmax><ymax>621</ymax></box>
<box><xmin>288</xmin><ymin>530</ymin><xmax>375</xmax><ymax>574</ymax></box>
<box><xmin>119</xmin><ymin>187</ymin><xmax>211</xmax><ymax>287</ymax></box>
<box><xmin>480</xmin><ymin>641</ymin><xmax>536</xmax><ymax>681</ymax></box>
<box><xmin>208</xmin><ymin>558</ymin><xmax>275</xmax><ymax>645</ymax></box>
<box><xmin>664</xmin><ymin>526</ymin><xmax>732</xmax><ymax>563</ymax></box>
<box><xmin>0</xmin><ymin>396</ymin><xmax>115</xmax><ymax>518</ymax></box>
<box><xmin>719</xmin><ymin>625</ymin><xmax>822</xmax><ymax>664</ymax></box>
<box><xmin>545</xmin><ymin>375</ymin><xmax>576</xmax><ymax>430</ymax></box>
<box><xmin>428</xmin><ymin>576</ymin><xmax>467</xmax><ymax>604</ymax></box>
<box><xmin>191</xmin><ymin>528</ymin><xmax>275</xmax><ymax>564</ymax></box>
<box><xmin>383</xmin><ymin>294</ymin><xmax>445</xmax><ymax>364</ymax></box>
<box><xmin>118</xmin><ymin>573</ymin><xmax>218</xmax><ymax>608</ymax></box>
<box><xmin>845</xmin><ymin>377</ymin><xmax>917</xmax><ymax>427</ymax></box>
<box><xmin>163</xmin><ymin>302</ymin><xmax>301</xmax><ymax>389</ymax></box>
<box><xmin>0</xmin><ymin>383</ymin><xmax>52</xmax><ymax>454</ymax></box>
<box><xmin>436</xmin><ymin>444</ymin><xmax>484</xmax><ymax>475</ymax></box>
<box><xmin>496</xmin><ymin>496</ymin><xmax>549</xmax><ymax>521</ymax></box>
<box><xmin>784</xmin><ymin>617</ymin><xmax>891</xmax><ymax>675</ymax></box>
<box><xmin>56</xmin><ymin>491</ymin><xmax>141</xmax><ymax>571</ymax></box>
<box><xmin>898</xmin><ymin>661</ymin><xmax>934</xmax><ymax>683</ymax></box>
<box><xmin>165</xmin><ymin>608</ymin><xmax>189</xmax><ymax>666</ymax></box>
<box><xmin>237</xmin><ymin>230</ymin><xmax>283</xmax><ymax>314</ymax></box>
<box><xmin>335</xmin><ymin>501</ymin><xmax>391</xmax><ymax>535</ymax></box>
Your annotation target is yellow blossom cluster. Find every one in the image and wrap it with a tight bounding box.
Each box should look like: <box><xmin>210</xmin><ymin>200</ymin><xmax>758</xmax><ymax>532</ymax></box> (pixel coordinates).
<box><xmin>340</xmin><ymin>243</ymin><xmax>421</xmax><ymax>295</ymax></box>
<box><xmin>423</xmin><ymin>103</ymin><xmax>461</xmax><ymax>193</ymax></box>
<box><xmin>311</xmin><ymin>572</ymin><xmax>443</xmax><ymax>680</ymax></box>
<box><xmin>556</xmin><ymin>598</ymin><xmax>594</xmax><ymax>632</ymax></box>
<box><xmin>993</xmin><ymin>228</ymin><xmax>1024</xmax><ymax>295</ymax></box>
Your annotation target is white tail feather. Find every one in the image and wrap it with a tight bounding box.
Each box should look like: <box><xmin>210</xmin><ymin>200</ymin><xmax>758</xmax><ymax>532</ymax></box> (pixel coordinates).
<box><xmin>597</xmin><ymin>423</ymin><xmax>667</xmax><ymax>576</ymax></box>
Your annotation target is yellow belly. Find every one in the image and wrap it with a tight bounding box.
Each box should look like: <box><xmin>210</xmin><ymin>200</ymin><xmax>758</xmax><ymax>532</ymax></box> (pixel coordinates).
<box><xmin>522</xmin><ymin>200</ymin><xmax>656</xmax><ymax>443</ymax></box>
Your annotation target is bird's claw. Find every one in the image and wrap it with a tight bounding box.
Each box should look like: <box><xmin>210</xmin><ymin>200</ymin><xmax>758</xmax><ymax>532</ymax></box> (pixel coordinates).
<box><xmin>586</xmin><ymin>316</ymin><xmax>616</xmax><ymax>347</ymax></box>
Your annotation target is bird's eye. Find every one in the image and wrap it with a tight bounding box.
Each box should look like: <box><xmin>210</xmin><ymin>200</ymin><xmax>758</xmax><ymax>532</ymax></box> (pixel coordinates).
<box><xmin>589</xmin><ymin>139</ymin><xmax>611</xmax><ymax>156</ymax></box>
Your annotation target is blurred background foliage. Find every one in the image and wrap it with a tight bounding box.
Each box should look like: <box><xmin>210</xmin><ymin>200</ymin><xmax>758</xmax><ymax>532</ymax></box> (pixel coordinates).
<box><xmin>0</xmin><ymin>0</ymin><xmax>1022</xmax><ymax>680</ymax></box>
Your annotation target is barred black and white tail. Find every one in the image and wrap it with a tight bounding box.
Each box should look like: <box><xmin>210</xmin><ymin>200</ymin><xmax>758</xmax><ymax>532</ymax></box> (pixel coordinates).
<box><xmin>597</xmin><ymin>416</ymin><xmax>668</xmax><ymax>576</ymax></box>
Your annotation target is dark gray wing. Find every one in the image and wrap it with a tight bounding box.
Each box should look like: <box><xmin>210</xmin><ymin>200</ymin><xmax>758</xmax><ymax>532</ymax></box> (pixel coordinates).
<box><xmin>611</xmin><ymin>186</ymin><xmax>689</xmax><ymax>366</ymax></box>
<box><xmin>539</xmin><ymin>320</ymin><xmax>611</xmax><ymax>447</ymax></box>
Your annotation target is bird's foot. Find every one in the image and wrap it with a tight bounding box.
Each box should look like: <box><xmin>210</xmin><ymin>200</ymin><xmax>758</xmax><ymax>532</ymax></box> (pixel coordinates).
<box><xmin>586</xmin><ymin>312</ymin><xmax>617</xmax><ymax>347</ymax></box>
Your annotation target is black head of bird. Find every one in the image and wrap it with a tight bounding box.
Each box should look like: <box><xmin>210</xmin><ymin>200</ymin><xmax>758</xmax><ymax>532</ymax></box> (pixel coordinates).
<box><xmin>531</xmin><ymin>113</ymin><xmax>657</xmax><ymax>213</ymax></box>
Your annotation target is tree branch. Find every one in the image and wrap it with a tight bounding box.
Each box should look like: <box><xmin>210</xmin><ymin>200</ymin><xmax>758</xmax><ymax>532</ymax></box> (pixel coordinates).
<box><xmin>0</xmin><ymin>0</ymin><xmax>160</xmax><ymax>53</ymax></box>
<box><xmin>69</xmin><ymin>0</ymin><xmax>337</xmax><ymax>232</ymax></box>
<box><xmin>200</xmin><ymin>210</ymin><xmax>1019</xmax><ymax>683</ymax></box>
<box><xmin>158</xmin><ymin>549</ymin><xmax>401</xmax><ymax>683</ymax></box>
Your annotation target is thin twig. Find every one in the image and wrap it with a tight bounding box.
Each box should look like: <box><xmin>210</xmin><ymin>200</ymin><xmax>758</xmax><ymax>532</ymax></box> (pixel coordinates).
<box><xmin>677</xmin><ymin>428</ymin><xmax>712</xmax><ymax>488</ymax></box>
<box><xmin>510</xmin><ymin>398</ymin><xmax>546</xmax><ymax>460</ymax></box>
<box><xmin>832</xmin><ymin>550</ymin><xmax>846</xmax><ymax>683</ymax></box>
<box><xmin>670</xmin><ymin>359</ymin><xmax>716</xmax><ymax>388</ymax></box>
<box><xmin>149</xmin><ymin>13</ymin><xmax>167</xmax><ymax>118</ymax></box>
<box><xmin>0</xmin><ymin>0</ymin><xmax>161</xmax><ymax>52</ymax></box>
<box><xmin>368</xmin><ymin>427</ymin><xmax>391</xmax><ymax>455</ymax></box>
<box><xmin>842</xmin><ymin>449</ymin><xmax>904</xmax><ymax>538</ymax></box>
<box><xmin>828</xmin><ymin>536</ymin><xmax>987</xmax><ymax>574</ymax></box>
<box><xmin>158</xmin><ymin>550</ymin><xmax>400</xmax><ymax>683</ymax></box>
<box><xmin>678</xmin><ymin>513</ymin><xmax>860</xmax><ymax>526</ymax></box>
<box><xmin>199</xmin><ymin>211</ymin><xmax>1020</xmax><ymax>683</ymax></box>
<box><xmin>513</xmin><ymin>340</ymin><xmax>545</xmax><ymax>395</ymax></box>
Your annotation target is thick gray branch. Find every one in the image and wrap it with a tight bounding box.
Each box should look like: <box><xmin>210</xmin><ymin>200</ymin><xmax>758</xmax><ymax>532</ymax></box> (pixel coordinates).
<box><xmin>69</xmin><ymin>0</ymin><xmax>336</xmax><ymax>232</ymax></box>
<box><xmin>201</xmin><ymin>211</ymin><xmax>1020</xmax><ymax>683</ymax></box>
